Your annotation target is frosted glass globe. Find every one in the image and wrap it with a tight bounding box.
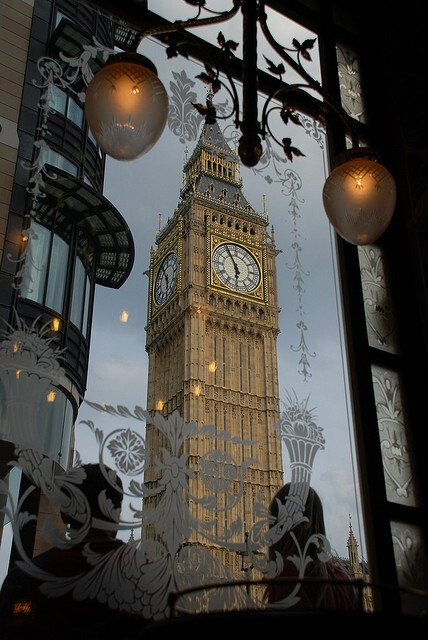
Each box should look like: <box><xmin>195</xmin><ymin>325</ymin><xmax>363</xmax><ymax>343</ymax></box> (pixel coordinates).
<box><xmin>85</xmin><ymin>53</ymin><xmax>168</xmax><ymax>161</ymax></box>
<box><xmin>322</xmin><ymin>156</ymin><xmax>396</xmax><ymax>245</ymax></box>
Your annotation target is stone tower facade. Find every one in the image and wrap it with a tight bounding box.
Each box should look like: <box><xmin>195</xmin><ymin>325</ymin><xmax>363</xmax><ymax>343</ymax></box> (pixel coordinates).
<box><xmin>144</xmin><ymin>122</ymin><xmax>283</xmax><ymax>572</ymax></box>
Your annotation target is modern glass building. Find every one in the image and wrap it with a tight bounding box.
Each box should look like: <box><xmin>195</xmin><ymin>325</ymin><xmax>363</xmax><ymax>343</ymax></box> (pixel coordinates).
<box><xmin>0</xmin><ymin>0</ymin><xmax>134</xmax><ymax>559</ymax></box>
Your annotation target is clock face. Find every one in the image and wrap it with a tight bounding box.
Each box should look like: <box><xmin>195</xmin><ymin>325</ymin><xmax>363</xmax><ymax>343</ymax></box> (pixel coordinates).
<box><xmin>154</xmin><ymin>252</ymin><xmax>178</xmax><ymax>305</ymax></box>
<box><xmin>212</xmin><ymin>243</ymin><xmax>260</xmax><ymax>292</ymax></box>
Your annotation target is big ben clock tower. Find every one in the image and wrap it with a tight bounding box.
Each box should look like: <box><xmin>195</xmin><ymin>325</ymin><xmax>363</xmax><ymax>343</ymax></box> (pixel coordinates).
<box><xmin>145</xmin><ymin>122</ymin><xmax>283</xmax><ymax>571</ymax></box>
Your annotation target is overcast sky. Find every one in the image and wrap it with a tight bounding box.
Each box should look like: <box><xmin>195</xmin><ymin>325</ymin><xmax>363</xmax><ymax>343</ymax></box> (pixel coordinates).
<box><xmin>74</xmin><ymin>7</ymin><xmax>366</xmax><ymax>560</ymax></box>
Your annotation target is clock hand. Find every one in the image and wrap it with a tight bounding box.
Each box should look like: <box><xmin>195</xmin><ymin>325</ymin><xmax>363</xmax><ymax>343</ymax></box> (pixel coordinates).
<box><xmin>226</xmin><ymin>245</ymin><xmax>240</xmax><ymax>277</ymax></box>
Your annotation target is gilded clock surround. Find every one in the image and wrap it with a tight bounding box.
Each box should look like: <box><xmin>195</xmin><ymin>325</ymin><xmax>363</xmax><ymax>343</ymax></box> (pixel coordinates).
<box><xmin>209</xmin><ymin>231</ymin><xmax>266</xmax><ymax>301</ymax></box>
<box><xmin>148</xmin><ymin>215</ymin><xmax>183</xmax><ymax>321</ymax></box>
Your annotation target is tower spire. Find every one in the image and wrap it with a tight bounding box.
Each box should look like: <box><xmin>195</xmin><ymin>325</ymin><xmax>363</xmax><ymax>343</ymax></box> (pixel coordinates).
<box><xmin>347</xmin><ymin>515</ymin><xmax>363</xmax><ymax>579</ymax></box>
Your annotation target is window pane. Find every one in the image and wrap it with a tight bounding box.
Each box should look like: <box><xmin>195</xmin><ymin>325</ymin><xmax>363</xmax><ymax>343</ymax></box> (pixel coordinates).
<box><xmin>48</xmin><ymin>84</ymin><xmax>66</xmax><ymax>115</ymax></box>
<box><xmin>82</xmin><ymin>273</ymin><xmax>91</xmax><ymax>337</ymax></box>
<box><xmin>67</xmin><ymin>96</ymin><xmax>83</xmax><ymax>127</ymax></box>
<box><xmin>70</xmin><ymin>256</ymin><xmax>86</xmax><ymax>329</ymax></box>
<box><xmin>37</xmin><ymin>389</ymin><xmax>73</xmax><ymax>468</ymax></box>
<box><xmin>20</xmin><ymin>223</ymin><xmax>51</xmax><ymax>303</ymax></box>
<box><xmin>41</xmin><ymin>147</ymin><xmax>78</xmax><ymax>176</ymax></box>
<box><xmin>45</xmin><ymin>233</ymin><xmax>68</xmax><ymax>313</ymax></box>
<box><xmin>54</xmin><ymin>152</ymin><xmax>78</xmax><ymax>176</ymax></box>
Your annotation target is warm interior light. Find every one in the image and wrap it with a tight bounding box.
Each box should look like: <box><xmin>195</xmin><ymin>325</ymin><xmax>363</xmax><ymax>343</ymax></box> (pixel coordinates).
<box><xmin>85</xmin><ymin>52</ymin><xmax>168</xmax><ymax>161</ymax></box>
<box><xmin>322</xmin><ymin>153</ymin><xmax>396</xmax><ymax>245</ymax></box>
<box><xmin>208</xmin><ymin>361</ymin><xmax>217</xmax><ymax>373</ymax></box>
<box><xmin>13</xmin><ymin>600</ymin><xmax>32</xmax><ymax>616</ymax></box>
<box><xmin>51</xmin><ymin>317</ymin><xmax>61</xmax><ymax>332</ymax></box>
<box><xmin>47</xmin><ymin>390</ymin><xmax>56</xmax><ymax>403</ymax></box>
<box><xmin>156</xmin><ymin>400</ymin><xmax>164</xmax><ymax>411</ymax></box>
<box><xmin>194</xmin><ymin>385</ymin><xmax>201</xmax><ymax>396</ymax></box>
<box><xmin>120</xmin><ymin>310</ymin><xmax>129</xmax><ymax>323</ymax></box>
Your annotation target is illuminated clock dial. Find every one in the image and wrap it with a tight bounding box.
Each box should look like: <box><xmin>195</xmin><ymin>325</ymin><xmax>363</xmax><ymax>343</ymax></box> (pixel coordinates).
<box><xmin>212</xmin><ymin>243</ymin><xmax>260</xmax><ymax>292</ymax></box>
<box><xmin>154</xmin><ymin>252</ymin><xmax>178</xmax><ymax>305</ymax></box>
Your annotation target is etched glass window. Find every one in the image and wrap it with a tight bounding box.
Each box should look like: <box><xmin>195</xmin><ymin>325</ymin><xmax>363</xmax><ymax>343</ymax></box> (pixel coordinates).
<box><xmin>336</xmin><ymin>43</ymin><xmax>367</xmax><ymax>124</ymax></box>
<box><xmin>358</xmin><ymin>244</ymin><xmax>400</xmax><ymax>354</ymax></box>
<box><xmin>391</xmin><ymin>521</ymin><xmax>428</xmax><ymax>615</ymax></box>
<box><xmin>0</xmin><ymin>3</ymin><xmax>381</xmax><ymax>620</ymax></box>
<box><xmin>372</xmin><ymin>365</ymin><xmax>417</xmax><ymax>507</ymax></box>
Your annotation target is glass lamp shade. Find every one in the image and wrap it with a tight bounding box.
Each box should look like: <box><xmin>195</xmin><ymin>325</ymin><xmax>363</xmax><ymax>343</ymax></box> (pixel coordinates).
<box><xmin>84</xmin><ymin>52</ymin><xmax>168</xmax><ymax>161</ymax></box>
<box><xmin>322</xmin><ymin>156</ymin><xmax>397</xmax><ymax>245</ymax></box>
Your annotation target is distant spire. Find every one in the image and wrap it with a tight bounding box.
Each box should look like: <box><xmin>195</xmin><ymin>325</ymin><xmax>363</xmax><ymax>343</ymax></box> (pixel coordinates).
<box><xmin>156</xmin><ymin>213</ymin><xmax>163</xmax><ymax>236</ymax></box>
<box><xmin>347</xmin><ymin>514</ymin><xmax>358</xmax><ymax>548</ymax></box>
<box><xmin>347</xmin><ymin>515</ymin><xmax>362</xmax><ymax>579</ymax></box>
<box><xmin>262</xmin><ymin>194</ymin><xmax>267</xmax><ymax>215</ymax></box>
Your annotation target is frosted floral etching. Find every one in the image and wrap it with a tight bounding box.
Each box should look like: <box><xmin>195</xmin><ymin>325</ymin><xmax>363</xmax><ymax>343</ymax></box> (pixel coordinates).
<box><xmin>0</xmin><ymin>315</ymin><xmax>65</xmax><ymax>453</ymax></box>
<box><xmin>0</xmin><ymin>317</ymin><xmax>333</xmax><ymax>618</ymax></box>
<box><xmin>358</xmin><ymin>245</ymin><xmax>399</xmax><ymax>354</ymax></box>
<box><xmin>0</xmin><ymin>11</ymin><xmax>365</xmax><ymax>624</ymax></box>
<box><xmin>372</xmin><ymin>366</ymin><xmax>416</xmax><ymax>507</ymax></box>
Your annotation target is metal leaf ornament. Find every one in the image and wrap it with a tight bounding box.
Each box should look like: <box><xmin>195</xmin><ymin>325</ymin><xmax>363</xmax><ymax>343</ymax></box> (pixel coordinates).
<box><xmin>192</xmin><ymin>98</ymin><xmax>217</xmax><ymax>124</ymax></box>
<box><xmin>166</xmin><ymin>44</ymin><xmax>189</xmax><ymax>60</ymax></box>
<box><xmin>282</xmin><ymin>137</ymin><xmax>305</xmax><ymax>161</ymax></box>
<box><xmin>293</xmin><ymin>37</ymin><xmax>316</xmax><ymax>61</ymax></box>
<box><xmin>280</xmin><ymin>106</ymin><xmax>303</xmax><ymax>127</ymax></box>
<box><xmin>264</xmin><ymin>56</ymin><xmax>285</xmax><ymax>77</ymax></box>
<box><xmin>195</xmin><ymin>63</ymin><xmax>221</xmax><ymax>93</ymax></box>
<box><xmin>217</xmin><ymin>31</ymin><xmax>238</xmax><ymax>60</ymax></box>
